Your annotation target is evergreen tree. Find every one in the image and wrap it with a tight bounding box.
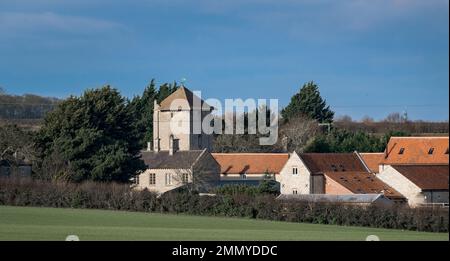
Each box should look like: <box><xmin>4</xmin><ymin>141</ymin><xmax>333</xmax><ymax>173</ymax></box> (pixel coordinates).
<box><xmin>35</xmin><ymin>86</ymin><xmax>144</xmax><ymax>182</ymax></box>
<box><xmin>282</xmin><ymin>81</ymin><xmax>334</xmax><ymax>123</ymax></box>
<box><xmin>129</xmin><ymin>80</ymin><xmax>179</xmax><ymax>147</ymax></box>
<box><xmin>157</xmin><ymin>81</ymin><xmax>178</xmax><ymax>103</ymax></box>
<box><xmin>129</xmin><ymin>80</ymin><xmax>158</xmax><ymax>148</ymax></box>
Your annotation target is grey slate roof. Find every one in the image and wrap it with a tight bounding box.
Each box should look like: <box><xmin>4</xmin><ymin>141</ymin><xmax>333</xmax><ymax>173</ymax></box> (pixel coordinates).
<box><xmin>140</xmin><ymin>150</ymin><xmax>205</xmax><ymax>169</ymax></box>
<box><xmin>276</xmin><ymin>194</ymin><xmax>393</xmax><ymax>206</ymax></box>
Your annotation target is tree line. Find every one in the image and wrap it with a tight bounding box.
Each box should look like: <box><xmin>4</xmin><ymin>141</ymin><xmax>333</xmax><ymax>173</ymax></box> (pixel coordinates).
<box><xmin>0</xmin><ymin>91</ymin><xmax>60</xmax><ymax>119</ymax></box>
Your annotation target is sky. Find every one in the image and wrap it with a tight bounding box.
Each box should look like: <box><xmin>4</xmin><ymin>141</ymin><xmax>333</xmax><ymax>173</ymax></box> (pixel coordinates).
<box><xmin>0</xmin><ymin>0</ymin><xmax>448</xmax><ymax>121</ymax></box>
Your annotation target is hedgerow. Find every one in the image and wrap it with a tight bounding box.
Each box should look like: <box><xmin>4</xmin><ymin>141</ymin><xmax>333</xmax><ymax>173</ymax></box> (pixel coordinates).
<box><xmin>0</xmin><ymin>177</ymin><xmax>447</xmax><ymax>233</ymax></box>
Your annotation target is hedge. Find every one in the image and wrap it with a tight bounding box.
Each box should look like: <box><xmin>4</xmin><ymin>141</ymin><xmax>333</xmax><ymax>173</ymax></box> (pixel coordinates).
<box><xmin>0</xmin><ymin>177</ymin><xmax>447</xmax><ymax>232</ymax></box>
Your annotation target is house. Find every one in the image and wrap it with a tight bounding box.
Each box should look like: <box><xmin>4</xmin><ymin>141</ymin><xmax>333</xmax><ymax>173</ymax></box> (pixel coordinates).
<box><xmin>374</xmin><ymin>136</ymin><xmax>449</xmax><ymax>206</ymax></box>
<box><xmin>136</xmin><ymin>149</ymin><xmax>220</xmax><ymax>194</ymax></box>
<box><xmin>377</xmin><ymin>165</ymin><xmax>448</xmax><ymax>207</ymax></box>
<box><xmin>379</xmin><ymin>136</ymin><xmax>449</xmax><ymax>172</ymax></box>
<box><xmin>135</xmin><ymin>86</ymin><xmax>220</xmax><ymax>194</ymax></box>
<box><xmin>211</xmin><ymin>153</ymin><xmax>289</xmax><ymax>185</ymax></box>
<box><xmin>279</xmin><ymin>152</ymin><xmax>404</xmax><ymax>202</ymax></box>
<box><xmin>0</xmin><ymin>150</ymin><xmax>32</xmax><ymax>177</ymax></box>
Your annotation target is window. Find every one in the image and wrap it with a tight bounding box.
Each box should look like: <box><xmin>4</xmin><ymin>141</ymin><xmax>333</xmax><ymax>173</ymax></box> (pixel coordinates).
<box><xmin>292</xmin><ymin>167</ymin><xmax>298</xmax><ymax>175</ymax></box>
<box><xmin>170</xmin><ymin>112</ymin><xmax>174</xmax><ymax>118</ymax></box>
<box><xmin>165</xmin><ymin>173</ymin><xmax>172</xmax><ymax>186</ymax></box>
<box><xmin>398</xmin><ymin>148</ymin><xmax>405</xmax><ymax>154</ymax></box>
<box><xmin>292</xmin><ymin>189</ymin><xmax>298</xmax><ymax>195</ymax></box>
<box><xmin>331</xmin><ymin>164</ymin><xmax>338</xmax><ymax>172</ymax></box>
<box><xmin>149</xmin><ymin>173</ymin><xmax>156</xmax><ymax>185</ymax></box>
<box><xmin>446</xmin><ymin>148</ymin><xmax>449</xmax><ymax>154</ymax></box>
<box><xmin>178</xmin><ymin>106</ymin><xmax>182</xmax><ymax>111</ymax></box>
<box><xmin>182</xmin><ymin>173</ymin><xmax>189</xmax><ymax>183</ymax></box>
<box><xmin>241</xmin><ymin>174</ymin><xmax>247</xmax><ymax>180</ymax></box>
<box><xmin>135</xmin><ymin>175</ymin><xmax>140</xmax><ymax>185</ymax></box>
<box><xmin>428</xmin><ymin>148</ymin><xmax>434</xmax><ymax>155</ymax></box>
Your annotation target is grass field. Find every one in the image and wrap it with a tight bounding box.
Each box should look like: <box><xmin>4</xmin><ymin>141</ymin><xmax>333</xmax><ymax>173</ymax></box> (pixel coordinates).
<box><xmin>0</xmin><ymin>205</ymin><xmax>448</xmax><ymax>241</ymax></box>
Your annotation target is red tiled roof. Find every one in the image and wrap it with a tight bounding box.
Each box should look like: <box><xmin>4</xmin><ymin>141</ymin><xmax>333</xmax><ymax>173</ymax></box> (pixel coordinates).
<box><xmin>211</xmin><ymin>153</ymin><xmax>289</xmax><ymax>175</ymax></box>
<box><xmin>325</xmin><ymin>171</ymin><xmax>404</xmax><ymax>199</ymax></box>
<box><xmin>391</xmin><ymin>165</ymin><xmax>449</xmax><ymax>190</ymax></box>
<box><xmin>300</xmin><ymin>153</ymin><xmax>368</xmax><ymax>174</ymax></box>
<box><xmin>383</xmin><ymin>137</ymin><xmax>449</xmax><ymax>165</ymax></box>
<box><xmin>360</xmin><ymin>153</ymin><xmax>384</xmax><ymax>173</ymax></box>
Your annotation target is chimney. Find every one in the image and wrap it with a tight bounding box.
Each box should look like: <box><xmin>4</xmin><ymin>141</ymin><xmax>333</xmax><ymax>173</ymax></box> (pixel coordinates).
<box><xmin>281</xmin><ymin>135</ymin><xmax>289</xmax><ymax>152</ymax></box>
<box><xmin>147</xmin><ymin>142</ymin><xmax>152</xmax><ymax>152</ymax></box>
<box><xmin>169</xmin><ymin>135</ymin><xmax>174</xmax><ymax>156</ymax></box>
<box><xmin>153</xmin><ymin>100</ymin><xmax>160</xmax><ymax>153</ymax></box>
<box><xmin>154</xmin><ymin>139</ymin><xmax>160</xmax><ymax>153</ymax></box>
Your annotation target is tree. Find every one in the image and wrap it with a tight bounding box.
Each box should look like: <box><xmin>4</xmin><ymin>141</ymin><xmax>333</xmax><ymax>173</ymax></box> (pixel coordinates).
<box><xmin>35</xmin><ymin>86</ymin><xmax>145</xmax><ymax>182</ymax></box>
<box><xmin>129</xmin><ymin>80</ymin><xmax>179</xmax><ymax>147</ymax></box>
<box><xmin>157</xmin><ymin>82</ymin><xmax>179</xmax><ymax>103</ymax></box>
<box><xmin>278</xmin><ymin>115</ymin><xmax>319</xmax><ymax>152</ymax></box>
<box><xmin>336</xmin><ymin>115</ymin><xmax>352</xmax><ymax>123</ymax></box>
<box><xmin>282</xmin><ymin>81</ymin><xmax>334</xmax><ymax>123</ymax></box>
<box><xmin>304</xmin><ymin>129</ymin><xmax>385</xmax><ymax>153</ymax></box>
<box><xmin>129</xmin><ymin>80</ymin><xmax>158</xmax><ymax>148</ymax></box>
<box><xmin>384</xmin><ymin>112</ymin><xmax>408</xmax><ymax>123</ymax></box>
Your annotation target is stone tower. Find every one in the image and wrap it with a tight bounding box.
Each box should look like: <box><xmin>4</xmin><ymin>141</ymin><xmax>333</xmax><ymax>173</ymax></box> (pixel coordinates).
<box><xmin>153</xmin><ymin>86</ymin><xmax>214</xmax><ymax>152</ymax></box>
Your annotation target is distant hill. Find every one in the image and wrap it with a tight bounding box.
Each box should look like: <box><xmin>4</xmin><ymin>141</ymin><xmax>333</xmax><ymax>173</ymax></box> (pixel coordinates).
<box><xmin>0</xmin><ymin>93</ymin><xmax>60</xmax><ymax>120</ymax></box>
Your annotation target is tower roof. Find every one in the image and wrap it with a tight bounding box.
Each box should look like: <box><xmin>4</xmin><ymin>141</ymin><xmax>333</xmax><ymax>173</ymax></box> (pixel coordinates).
<box><xmin>159</xmin><ymin>86</ymin><xmax>213</xmax><ymax>111</ymax></box>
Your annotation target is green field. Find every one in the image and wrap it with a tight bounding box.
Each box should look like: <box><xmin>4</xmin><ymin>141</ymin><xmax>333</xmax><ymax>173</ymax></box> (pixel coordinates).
<box><xmin>0</xmin><ymin>206</ymin><xmax>447</xmax><ymax>241</ymax></box>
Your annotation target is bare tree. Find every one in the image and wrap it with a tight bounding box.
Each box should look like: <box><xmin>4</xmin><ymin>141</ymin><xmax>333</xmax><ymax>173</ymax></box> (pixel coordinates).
<box><xmin>361</xmin><ymin>115</ymin><xmax>374</xmax><ymax>124</ymax></box>
<box><xmin>278</xmin><ymin>115</ymin><xmax>319</xmax><ymax>153</ymax></box>
<box><xmin>335</xmin><ymin>115</ymin><xmax>352</xmax><ymax>123</ymax></box>
<box><xmin>384</xmin><ymin>112</ymin><xmax>404</xmax><ymax>123</ymax></box>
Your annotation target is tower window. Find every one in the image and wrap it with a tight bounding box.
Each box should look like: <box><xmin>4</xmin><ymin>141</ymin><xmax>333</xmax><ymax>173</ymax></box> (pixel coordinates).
<box><xmin>292</xmin><ymin>167</ymin><xmax>298</xmax><ymax>175</ymax></box>
<box><xmin>398</xmin><ymin>148</ymin><xmax>405</xmax><ymax>154</ymax></box>
<box><xmin>165</xmin><ymin>173</ymin><xmax>172</xmax><ymax>186</ymax></box>
<box><xmin>182</xmin><ymin>173</ymin><xmax>189</xmax><ymax>183</ymax></box>
<box><xmin>149</xmin><ymin>173</ymin><xmax>156</xmax><ymax>185</ymax></box>
<box><xmin>428</xmin><ymin>148</ymin><xmax>434</xmax><ymax>155</ymax></box>
<box><xmin>135</xmin><ymin>175</ymin><xmax>140</xmax><ymax>185</ymax></box>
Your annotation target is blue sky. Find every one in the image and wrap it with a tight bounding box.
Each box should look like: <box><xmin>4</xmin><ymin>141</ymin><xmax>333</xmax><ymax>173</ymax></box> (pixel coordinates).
<box><xmin>0</xmin><ymin>0</ymin><xmax>448</xmax><ymax>121</ymax></box>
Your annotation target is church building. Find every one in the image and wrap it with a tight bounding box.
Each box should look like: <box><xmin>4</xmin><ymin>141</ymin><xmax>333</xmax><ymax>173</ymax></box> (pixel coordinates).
<box><xmin>135</xmin><ymin>87</ymin><xmax>220</xmax><ymax>194</ymax></box>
